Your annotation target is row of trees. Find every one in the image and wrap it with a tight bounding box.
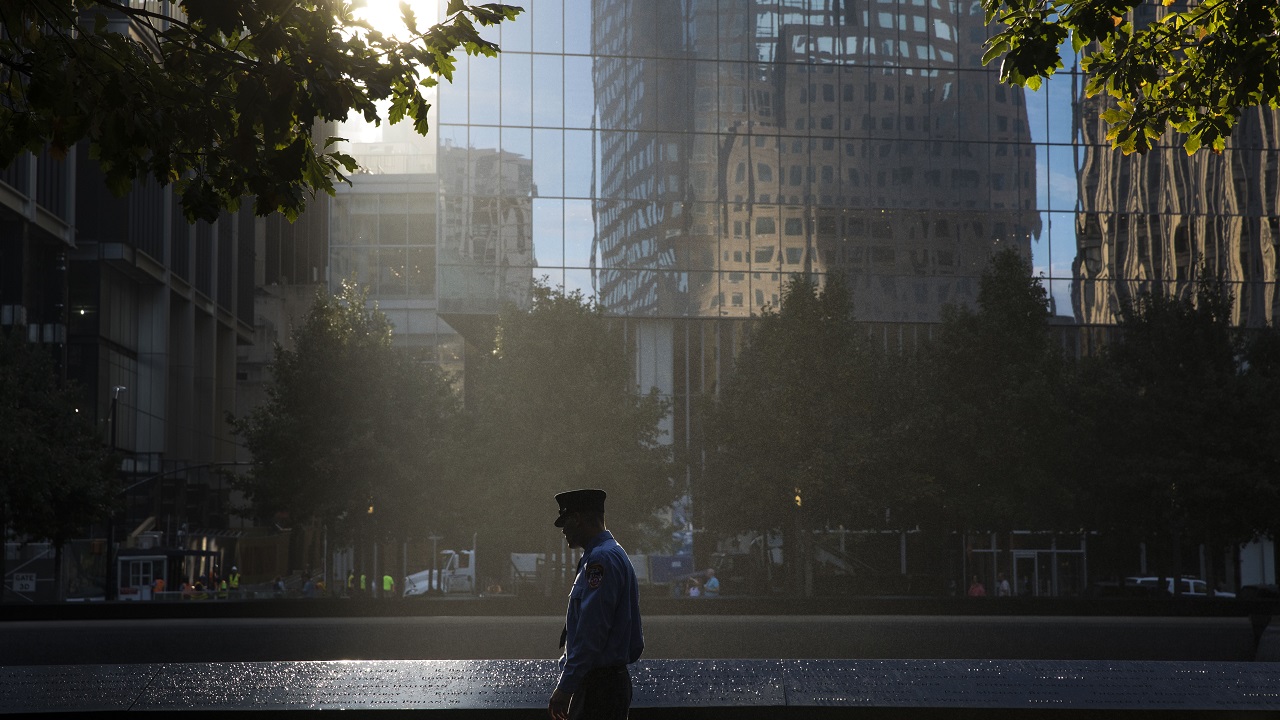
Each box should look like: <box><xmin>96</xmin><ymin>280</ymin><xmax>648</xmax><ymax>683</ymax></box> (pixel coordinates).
<box><xmin>13</xmin><ymin>250</ymin><xmax>1271</xmax><ymax>596</ymax></box>
<box><xmin>232</xmin><ymin>282</ymin><xmax>677</xmax><ymax>582</ymax></box>
<box><xmin>237</xmin><ymin>253</ymin><xmax>1280</xmax><ymax>593</ymax></box>
<box><xmin>704</xmin><ymin>250</ymin><xmax>1280</xmax><ymax>589</ymax></box>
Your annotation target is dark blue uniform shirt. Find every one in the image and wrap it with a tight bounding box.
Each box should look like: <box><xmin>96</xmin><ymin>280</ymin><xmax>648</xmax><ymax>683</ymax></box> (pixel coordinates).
<box><xmin>557</xmin><ymin>530</ymin><xmax>643</xmax><ymax>693</ymax></box>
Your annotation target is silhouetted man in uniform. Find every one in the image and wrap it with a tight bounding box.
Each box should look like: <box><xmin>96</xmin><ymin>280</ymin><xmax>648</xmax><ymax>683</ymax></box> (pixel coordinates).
<box><xmin>548</xmin><ymin>489</ymin><xmax>643</xmax><ymax>720</ymax></box>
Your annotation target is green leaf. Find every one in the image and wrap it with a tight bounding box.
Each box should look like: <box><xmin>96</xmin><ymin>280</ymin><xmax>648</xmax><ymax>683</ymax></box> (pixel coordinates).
<box><xmin>981</xmin><ymin>38</ymin><xmax>1011</xmax><ymax>67</ymax></box>
<box><xmin>1071</xmin><ymin>29</ymin><xmax>1086</xmax><ymax>54</ymax></box>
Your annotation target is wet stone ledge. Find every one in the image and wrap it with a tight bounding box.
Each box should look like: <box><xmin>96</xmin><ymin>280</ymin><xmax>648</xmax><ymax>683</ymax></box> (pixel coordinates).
<box><xmin>2</xmin><ymin>659</ymin><xmax>1279</xmax><ymax>718</ymax></box>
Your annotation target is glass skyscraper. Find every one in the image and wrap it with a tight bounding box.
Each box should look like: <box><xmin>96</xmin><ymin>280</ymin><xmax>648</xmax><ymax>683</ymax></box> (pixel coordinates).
<box><xmin>338</xmin><ymin>0</ymin><xmax>1279</xmax><ymax>345</ymax></box>
<box><xmin>417</xmin><ymin>0</ymin><xmax>1041</xmax><ymax>326</ymax></box>
<box><xmin>342</xmin><ymin>0</ymin><xmax>1056</xmax><ymax>395</ymax></box>
<box><xmin>323</xmin><ymin>0</ymin><xmax>1280</xmax><ymax>429</ymax></box>
<box><xmin>334</xmin><ymin>0</ymin><xmax>1050</xmax><ymax>467</ymax></box>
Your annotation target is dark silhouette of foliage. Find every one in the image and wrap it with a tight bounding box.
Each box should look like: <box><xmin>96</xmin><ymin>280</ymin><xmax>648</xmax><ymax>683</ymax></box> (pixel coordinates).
<box><xmin>914</xmin><ymin>249</ymin><xmax>1078</xmax><ymax>533</ymax></box>
<box><xmin>0</xmin><ymin>329</ymin><xmax>118</xmax><ymax>599</ymax></box>
<box><xmin>231</xmin><ymin>282</ymin><xmax>458</xmax><ymax>545</ymax></box>
<box><xmin>705</xmin><ymin>275</ymin><xmax>931</xmax><ymax>590</ymax></box>
<box><xmin>1084</xmin><ymin>278</ymin><xmax>1280</xmax><ymax>579</ymax></box>
<box><xmin>1</xmin><ymin>0</ymin><xmax>521</xmax><ymax>221</ymax></box>
<box><xmin>455</xmin><ymin>282</ymin><xmax>675</xmax><ymax>560</ymax></box>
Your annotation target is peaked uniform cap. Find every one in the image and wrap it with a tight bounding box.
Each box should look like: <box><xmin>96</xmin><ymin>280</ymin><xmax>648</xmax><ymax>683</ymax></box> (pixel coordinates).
<box><xmin>554</xmin><ymin>489</ymin><xmax>607</xmax><ymax>527</ymax></box>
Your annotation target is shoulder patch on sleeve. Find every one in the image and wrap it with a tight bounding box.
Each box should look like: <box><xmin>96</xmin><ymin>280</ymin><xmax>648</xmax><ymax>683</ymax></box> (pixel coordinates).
<box><xmin>586</xmin><ymin>562</ymin><xmax>605</xmax><ymax>589</ymax></box>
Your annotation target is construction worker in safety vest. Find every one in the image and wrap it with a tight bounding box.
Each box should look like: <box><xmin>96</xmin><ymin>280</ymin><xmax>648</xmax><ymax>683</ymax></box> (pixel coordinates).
<box><xmin>228</xmin><ymin>566</ymin><xmax>240</xmax><ymax>597</ymax></box>
<box><xmin>346</xmin><ymin>570</ymin><xmax>356</xmax><ymax>597</ymax></box>
<box><xmin>359</xmin><ymin>571</ymin><xmax>368</xmax><ymax>596</ymax></box>
<box><xmin>382</xmin><ymin>574</ymin><xmax>395</xmax><ymax>598</ymax></box>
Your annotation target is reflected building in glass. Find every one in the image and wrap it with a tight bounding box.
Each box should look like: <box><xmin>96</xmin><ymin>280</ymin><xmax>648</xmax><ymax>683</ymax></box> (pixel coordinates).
<box><xmin>589</xmin><ymin>0</ymin><xmax>1040</xmax><ymax>322</ymax></box>
<box><xmin>349</xmin><ymin>1</ymin><xmax>1280</xmax><ymax>420</ymax></box>
<box><xmin>1072</xmin><ymin>2</ymin><xmax>1280</xmax><ymax>327</ymax></box>
<box><xmin>436</xmin><ymin>139</ymin><xmax>536</xmax><ymax>317</ymax></box>
<box><xmin>1073</xmin><ymin>104</ymin><xmax>1280</xmax><ymax>328</ymax></box>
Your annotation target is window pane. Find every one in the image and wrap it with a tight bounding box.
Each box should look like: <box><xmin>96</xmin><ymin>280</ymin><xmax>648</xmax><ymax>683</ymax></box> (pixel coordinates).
<box><xmin>565</xmin><ymin>199</ymin><xmax>593</xmax><ymax>267</ymax></box>
<box><xmin>532</xmin><ymin>129</ymin><xmax>564</xmax><ymax>196</ymax></box>
<box><xmin>563</xmin><ymin>0</ymin><xmax>590</xmax><ymax>55</ymax></box>
<box><xmin>564</xmin><ymin>56</ymin><xmax>594</xmax><ymax>129</ymax></box>
<box><xmin>532</xmin><ymin>54</ymin><xmax>564</xmax><ymax>127</ymax></box>
<box><xmin>377</xmin><ymin>247</ymin><xmax>407</xmax><ymax>297</ymax></box>
<box><xmin>501</xmin><ymin>6</ymin><xmax>531</xmax><ymax>52</ymax></box>
<box><xmin>501</xmin><ymin>53</ymin><xmax>532</xmax><ymax>126</ymax></box>
<box><xmin>533</xmin><ymin>198</ymin><xmax>564</xmax><ymax>267</ymax></box>
<box><xmin>439</xmin><ymin>56</ymin><xmax>468</xmax><ymax>125</ymax></box>
<box><xmin>380</xmin><ymin>210</ymin><xmax>407</xmax><ymax>246</ymax></box>
<box><xmin>530</xmin><ymin>0</ymin><xmax>563</xmax><ymax>53</ymax></box>
<box><xmin>469</xmin><ymin>55</ymin><xmax>500</xmax><ymax>125</ymax></box>
<box><xmin>502</xmin><ymin>128</ymin><xmax>533</xmax><ymax>197</ymax></box>
<box><xmin>407</xmin><ymin>205</ymin><xmax>435</xmax><ymax>246</ymax></box>
<box><xmin>564</xmin><ymin>268</ymin><xmax>593</xmax><ymax>298</ymax></box>
<box><xmin>564</xmin><ymin>130</ymin><xmax>593</xmax><ymax>198</ymax></box>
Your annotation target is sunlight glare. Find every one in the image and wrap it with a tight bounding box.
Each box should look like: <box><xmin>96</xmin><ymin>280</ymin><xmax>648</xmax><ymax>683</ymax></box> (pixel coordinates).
<box><xmin>352</xmin><ymin>0</ymin><xmax>439</xmax><ymax>41</ymax></box>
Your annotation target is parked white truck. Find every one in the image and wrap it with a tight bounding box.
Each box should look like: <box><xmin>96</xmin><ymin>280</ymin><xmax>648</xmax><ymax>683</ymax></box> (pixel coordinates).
<box><xmin>403</xmin><ymin>547</ymin><xmax>476</xmax><ymax>596</ymax></box>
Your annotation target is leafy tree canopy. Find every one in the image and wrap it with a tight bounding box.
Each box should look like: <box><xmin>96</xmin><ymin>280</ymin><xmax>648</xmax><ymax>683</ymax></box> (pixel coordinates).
<box><xmin>0</xmin><ymin>330</ymin><xmax>118</xmax><ymax>548</ymax></box>
<box><xmin>231</xmin><ymin>281</ymin><xmax>458</xmax><ymax>540</ymax></box>
<box><xmin>982</xmin><ymin>0</ymin><xmax>1280</xmax><ymax>154</ymax></box>
<box><xmin>918</xmin><ymin>250</ymin><xmax>1076</xmax><ymax>532</ymax></box>
<box><xmin>708</xmin><ymin>275</ymin><xmax>864</xmax><ymax>535</ymax></box>
<box><xmin>706</xmin><ymin>275</ymin><xmax>936</xmax><ymax>540</ymax></box>
<box><xmin>0</xmin><ymin>0</ymin><xmax>521</xmax><ymax>221</ymax></box>
<box><xmin>457</xmin><ymin>282</ymin><xmax>675</xmax><ymax>556</ymax></box>
<box><xmin>1086</xmin><ymin>277</ymin><xmax>1280</xmax><ymax>549</ymax></box>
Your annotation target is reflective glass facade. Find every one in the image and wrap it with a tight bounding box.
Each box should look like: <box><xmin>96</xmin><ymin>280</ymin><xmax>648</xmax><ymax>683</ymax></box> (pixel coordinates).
<box><xmin>335</xmin><ymin>0</ymin><xmax>1280</xmax><ymax>361</ymax></box>
<box><xmin>429</xmin><ymin>0</ymin><xmax>1043</xmax><ymax>323</ymax></box>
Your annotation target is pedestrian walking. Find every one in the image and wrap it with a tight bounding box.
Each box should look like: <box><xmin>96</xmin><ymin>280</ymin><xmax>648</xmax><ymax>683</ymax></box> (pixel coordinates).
<box><xmin>547</xmin><ymin>489</ymin><xmax>643</xmax><ymax>720</ymax></box>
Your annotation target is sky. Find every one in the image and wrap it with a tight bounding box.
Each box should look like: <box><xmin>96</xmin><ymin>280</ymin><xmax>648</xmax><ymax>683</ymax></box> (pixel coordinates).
<box><xmin>1022</xmin><ymin>42</ymin><xmax>1082</xmax><ymax>317</ymax></box>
